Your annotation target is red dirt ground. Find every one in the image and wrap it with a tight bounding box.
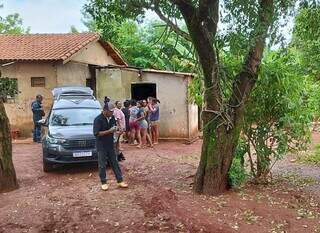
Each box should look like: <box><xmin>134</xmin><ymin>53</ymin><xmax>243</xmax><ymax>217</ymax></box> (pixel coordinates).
<box><xmin>0</xmin><ymin>140</ymin><xmax>319</xmax><ymax>233</ymax></box>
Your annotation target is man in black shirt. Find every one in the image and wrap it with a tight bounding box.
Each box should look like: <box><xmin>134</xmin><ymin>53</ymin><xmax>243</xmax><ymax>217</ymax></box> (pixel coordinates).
<box><xmin>93</xmin><ymin>102</ymin><xmax>128</xmax><ymax>191</ymax></box>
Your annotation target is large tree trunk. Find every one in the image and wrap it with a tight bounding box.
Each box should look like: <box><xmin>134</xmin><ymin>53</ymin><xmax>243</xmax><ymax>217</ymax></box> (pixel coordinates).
<box><xmin>0</xmin><ymin>100</ymin><xmax>18</xmax><ymax>192</ymax></box>
<box><xmin>171</xmin><ymin>0</ymin><xmax>274</xmax><ymax>195</ymax></box>
<box><xmin>193</xmin><ymin>108</ymin><xmax>243</xmax><ymax>195</ymax></box>
<box><xmin>194</xmin><ymin>128</ymin><xmax>235</xmax><ymax>194</ymax></box>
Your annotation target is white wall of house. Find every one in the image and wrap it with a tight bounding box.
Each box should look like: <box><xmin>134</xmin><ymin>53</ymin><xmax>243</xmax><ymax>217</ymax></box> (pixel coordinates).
<box><xmin>96</xmin><ymin>68</ymin><xmax>199</xmax><ymax>140</ymax></box>
<box><xmin>1</xmin><ymin>62</ymin><xmax>57</xmax><ymax>136</ymax></box>
<box><xmin>70</xmin><ymin>41</ymin><xmax>117</xmax><ymax>66</ymax></box>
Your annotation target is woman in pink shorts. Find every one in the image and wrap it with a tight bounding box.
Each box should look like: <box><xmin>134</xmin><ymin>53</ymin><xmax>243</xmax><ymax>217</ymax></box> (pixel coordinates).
<box><xmin>129</xmin><ymin>100</ymin><xmax>141</xmax><ymax>146</ymax></box>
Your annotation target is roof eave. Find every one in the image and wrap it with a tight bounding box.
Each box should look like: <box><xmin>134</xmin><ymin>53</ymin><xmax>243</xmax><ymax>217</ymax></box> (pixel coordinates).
<box><xmin>0</xmin><ymin>59</ymin><xmax>63</xmax><ymax>64</ymax></box>
<box><xmin>98</xmin><ymin>40</ymin><xmax>128</xmax><ymax>66</ymax></box>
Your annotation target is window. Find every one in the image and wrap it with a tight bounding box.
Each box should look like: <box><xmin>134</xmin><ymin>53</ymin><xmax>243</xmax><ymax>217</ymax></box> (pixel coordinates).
<box><xmin>31</xmin><ymin>77</ymin><xmax>45</xmax><ymax>87</ymax></box>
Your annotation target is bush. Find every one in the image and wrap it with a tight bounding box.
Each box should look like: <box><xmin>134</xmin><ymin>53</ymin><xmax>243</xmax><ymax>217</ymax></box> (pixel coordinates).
<box><xmin>228</xmin><ymin>140</ymin><xmax>248</xmax><ymax>187</ymax></box>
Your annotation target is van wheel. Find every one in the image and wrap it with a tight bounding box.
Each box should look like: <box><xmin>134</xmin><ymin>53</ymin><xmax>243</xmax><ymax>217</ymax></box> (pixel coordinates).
<box><xmin>43</xmin><ymin>158</ymin><xmax>54</xmax><ymax>172</ymax></box>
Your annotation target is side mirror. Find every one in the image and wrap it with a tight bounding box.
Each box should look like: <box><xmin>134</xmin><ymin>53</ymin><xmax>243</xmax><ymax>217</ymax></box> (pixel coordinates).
<box><xmin>38</xmin><ymin>118</ymin><xmax>47</xmax><ymax>127</ymax></box>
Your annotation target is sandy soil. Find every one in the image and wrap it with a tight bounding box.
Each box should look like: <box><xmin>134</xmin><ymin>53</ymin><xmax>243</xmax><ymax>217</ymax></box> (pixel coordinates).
<box><xmin>0</xmin><ymin>140</ymin><xmax>319</xmax><ymax>233</ymax></box>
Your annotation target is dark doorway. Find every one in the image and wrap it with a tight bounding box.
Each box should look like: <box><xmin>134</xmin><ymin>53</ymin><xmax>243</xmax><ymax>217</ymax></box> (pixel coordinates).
<box><xmin>131</xmin><ymin>83</ymin><xmax>157</xmax><ymax>101</ymax></box>
<box><xmin>87</xmin><ymin>65</ymin><xmax>97</xmax><ymax>96</ymax></box>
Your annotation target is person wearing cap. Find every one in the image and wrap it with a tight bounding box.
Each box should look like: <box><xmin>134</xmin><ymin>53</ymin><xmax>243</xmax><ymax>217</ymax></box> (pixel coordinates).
<box><xmin>93</xmin><ymin>102</ymin><xmax>128</xmax><ymax>191</ymax></box>
<box><xmin>31</xmin><ymin>94</ymin><xmax>45</xmax><ymax>143</ymax></box>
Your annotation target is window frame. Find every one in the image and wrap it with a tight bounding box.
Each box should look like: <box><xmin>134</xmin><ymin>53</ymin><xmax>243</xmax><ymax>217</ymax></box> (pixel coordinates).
<box><xmin>31</xmin><ymin>77</ymin><xmax>46</xmax><ymax>87</ymax></box>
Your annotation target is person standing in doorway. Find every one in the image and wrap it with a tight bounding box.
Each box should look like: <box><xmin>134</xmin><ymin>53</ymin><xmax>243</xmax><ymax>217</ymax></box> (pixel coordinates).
<box><xmin>31</xmin><ymin>94</ymin><xmax>45</xmax><ymax>143</ymax></box>
<box><xmin>93</xmin><ymin>102</ymin><xmax>128</xmax><ymax>191</ymax></box>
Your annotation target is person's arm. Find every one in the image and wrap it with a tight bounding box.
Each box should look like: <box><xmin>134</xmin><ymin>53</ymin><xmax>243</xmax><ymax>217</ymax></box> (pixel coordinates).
<box><xmin>93</xmin><ymin>118</ymin><xmax>115</xmax><ymax>137</ymax></box>
<box><xmin>32</xmin><ymin>102</ymin><xmax>43</xmax><ymax>112</ymax></box>
<box><xmin>98</xmin><ymin>129</ymin><xmax>115</xmax><ymax>136</ymax></box>
<box><xmin>113</xmin><ymin>111</ymin><xmax>122</xmax><ymax>129</ymax></box>
<box><xmin>136</xmin><ymin>111</ymin><xmax>145</xmax><ymax>121</ymax></box>
<box><xmin>149</xmin><ymin>105</ymin><xmax>157</xmax><ymax>113</ymax></box>
<box><xmin>148</xmin><ymin>104</ymin><xmax>154</xmax><ymax>112</ymax></box>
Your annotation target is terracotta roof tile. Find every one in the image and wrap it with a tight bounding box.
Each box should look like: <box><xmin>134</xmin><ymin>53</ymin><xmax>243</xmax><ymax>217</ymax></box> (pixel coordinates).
<box><xmin>0</xmin><ymin>33</ymin><xmax>127</xmax><ymax>65</ymax></box>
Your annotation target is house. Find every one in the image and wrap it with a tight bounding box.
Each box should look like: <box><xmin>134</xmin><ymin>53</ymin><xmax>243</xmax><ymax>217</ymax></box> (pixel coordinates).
<box><xmin>95</xmin><ymin>65</ymin><xmax>199</xmax><ymax>140</ymax></box>
<box><xmin>0</xmin><ymin>33</ymin><xmax>198</xmax><ymax>140</ymax></box>
<box><xmin>0</xmin><ymin>33</ymin><xmax>126</xmax><ymax>135</ymax></box>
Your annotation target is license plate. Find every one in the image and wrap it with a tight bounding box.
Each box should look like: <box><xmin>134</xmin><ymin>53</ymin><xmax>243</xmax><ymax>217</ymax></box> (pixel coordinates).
<box><xmin>73</xmin><ymin>151</ymin><xmax>92</xmax><ymax>158</ymax></box>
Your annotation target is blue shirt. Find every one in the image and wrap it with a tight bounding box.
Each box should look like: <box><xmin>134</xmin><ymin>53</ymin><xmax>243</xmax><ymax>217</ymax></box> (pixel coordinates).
<box><xmin>129</xmin><ymin>106</ymin><xmax>139</xmax><ymax>121</ymax></box>
<box><xmin>149</xmin><ymin>105</ymin><xmax>160</xmax><ymax>121</ymax></box>
<box><xmin>31</xmin><ymin>100</ymin><xmax>43</xmax><ymax>122</ymax></box>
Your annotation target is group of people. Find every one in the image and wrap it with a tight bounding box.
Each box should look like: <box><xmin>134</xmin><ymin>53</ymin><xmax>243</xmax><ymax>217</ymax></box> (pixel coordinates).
<box><xmin>31</xmin><ymin>94</ymin><xmax>160</xmax><ymax>191</ymax></box>
<box><xmin>94</xmin><ymin>97</ymin><xmax>160</xmax><ymax>191</ymax></box>
<box><xmin>112</xmin><ymin>97</ymin><xmax>160</xmax><ymax>150</ymax></box>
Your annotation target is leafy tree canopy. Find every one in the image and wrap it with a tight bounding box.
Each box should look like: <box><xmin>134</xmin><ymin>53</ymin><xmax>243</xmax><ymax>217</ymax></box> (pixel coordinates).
<box><xmin>0</xmin><ymin>4</ymin><xmax>29</xmax><ymax>34</ymax></box>
<box><xmin>0</xmin><ymin>4</ymin><xmax>28</xmax><ymax>101</ymax></box>
<box><xmin>292</xmin><ymin>4</ymin><xmax>320</xmax><ymax>78</ymax></box>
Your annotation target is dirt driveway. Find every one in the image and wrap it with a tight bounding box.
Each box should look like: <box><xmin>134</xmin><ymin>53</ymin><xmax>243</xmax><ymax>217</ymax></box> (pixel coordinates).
<box><xmin>0</xmin><ymin>141</ymin><xmax>319</xmax><ymax>233</ymax></box>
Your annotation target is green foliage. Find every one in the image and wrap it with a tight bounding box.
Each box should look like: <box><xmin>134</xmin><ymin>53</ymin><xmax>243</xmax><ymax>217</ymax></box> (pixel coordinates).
<box><xmin>188</xmin><ymin>76</ymin><xmax>203</xmax><ymax>106</ymax></box>
<box><xmin>83</xmin><ymin>0</ymin><xmax>196</xmax><ymax>71</ymax></box>
<box><xmin>0</xmin><ymin>4</ymin><xmax>26</xmax><ymax>102</ymax></box>
<box><xmin>84</xmin><ymin>9</ymin><xmax>196</xmax><ymax>71</ymax></box>
<box><xmin>70</xmin><ymin>25</ymin><xmax>79</xmax><ymax>33</ymax></box>
<box><xmin>292</xmin><ymin>6</ymin><xmax>320</xmax><ymax>78</ymax></box>
<box><xmin>0</xmin><ymin>75</ymin><xmax>18</xmax><ymax>101</ymax></box>
<box><xmin>0</xmin><ymin>5</ymin><xmax>29</xmax><ymax>34</ymax></box>
<box><xmin>298</xmin><ymin>144</ymin><xmax>320</xmax><ymax>165</ymax></box>
<box><xmin>111</xmin><ymin>21</ymin><xmax>160</xmax><ymax>68</ymax></box>
<box><xmin>228</xmin><ymin>140</ymin><xmax>248</xmax><ymax>187</ymax></box>
<box><xmin>243</xmin><ymin>50</ymin><xmax>314</xmax><ymax>177</ymax></box>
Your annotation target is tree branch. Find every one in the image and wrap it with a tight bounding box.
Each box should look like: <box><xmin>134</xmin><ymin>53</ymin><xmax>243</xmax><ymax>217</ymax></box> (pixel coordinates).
<box><xmin>199</xmin><ymin>0</ymin><xmax>219</xmax><ymax>36</ymax></box>
<box><xmin>151</xmin><ymin>4</ymin><xmax>191</xmax><ymax>41</ymax></box>
<box><xmin>229</xmin><ymin>0</ymin><xmax>274</xmax><ymax>114</ymax></box>
<box><xmin>171</xmin><ymin>0</ymin><xmax>221</xmax><ymax>112</ymax></box>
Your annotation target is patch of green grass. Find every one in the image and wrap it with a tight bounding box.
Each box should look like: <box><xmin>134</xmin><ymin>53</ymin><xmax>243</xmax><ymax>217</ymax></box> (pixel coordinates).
<box><xmin>297</xmin><ymin>144</ymin><xmax>320</xmax><ymax>165</ymax></box>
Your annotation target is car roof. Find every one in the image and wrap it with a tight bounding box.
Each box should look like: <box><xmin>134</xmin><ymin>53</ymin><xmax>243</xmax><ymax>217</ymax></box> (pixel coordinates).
<box><xmin>52</xmin><ymin>86</ymin><xmax>93</xmax><ymax>100</ymax></box>
<box><xmin>52</xmin><ymin>98</ymin><xmax>102</xmax><ymax>110</ymax></box>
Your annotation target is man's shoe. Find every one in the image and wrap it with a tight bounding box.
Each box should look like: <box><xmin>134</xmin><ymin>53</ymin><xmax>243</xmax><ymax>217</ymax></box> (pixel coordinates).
<box><xmin>118</xmin><ymin>152</ymin><xmax>126</xmax><ymax>161</ymax></box>
<box><xmin>118</xmin><ymin>182</ymin><xmax>128</xmax><ymax>188</ymax></box>
<box><xmin>101</xmin><ymin>184</ymin><xmax>109</xmax><ymax>191</ymax></box>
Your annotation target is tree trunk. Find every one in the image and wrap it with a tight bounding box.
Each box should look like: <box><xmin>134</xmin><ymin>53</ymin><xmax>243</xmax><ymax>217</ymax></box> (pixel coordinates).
<box><xmin>256</xmin><ymin>151</ymin><xmax>271</xmax><ymax>181</ymax></box>
<box><xmin>172</xmin><ymin>0</ymin><xmax>274</xmax><ymax>195</ymax></box>
<box><xmin>193</xmin><ymin>110</ymin><xmax>242</xmax><ymax>195</ymax></box>
<box><xmin>0</xmin><ymin>100</ymin><xmax>18</xmax><ymax>192</ymax></box>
